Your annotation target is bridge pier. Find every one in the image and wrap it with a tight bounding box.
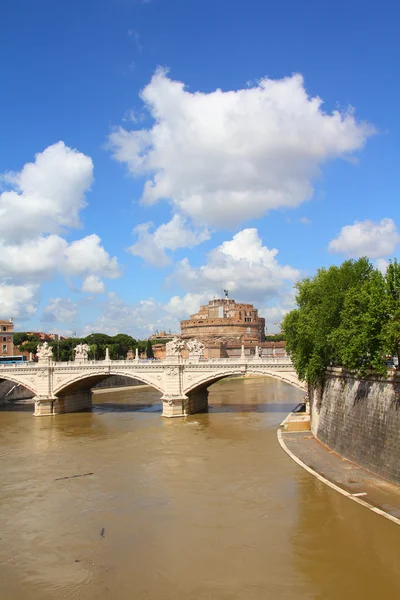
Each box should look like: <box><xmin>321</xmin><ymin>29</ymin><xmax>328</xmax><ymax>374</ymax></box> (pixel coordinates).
<box><xmin>162</xmin><ymin>388</ymin><xmax>209</xmax><ymax>418</ymax></box>
<box><xmin>34</xmin><ymin>391</ymin><xmax>92</xmax><ymax>416</ymax></box>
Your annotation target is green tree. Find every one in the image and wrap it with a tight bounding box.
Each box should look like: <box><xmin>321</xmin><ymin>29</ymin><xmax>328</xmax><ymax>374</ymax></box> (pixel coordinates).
<box><xmin>265</xmin><ymin>334</ymin><xmax>285</xmax><ymax>342</ymax></box>
<box><xmin>329</xmin><ymin>269</ymin><xmax>387</xmax><ymax>375</ymax></box>
<box><xmin>146</xmin><ymin>339</ymin><xmax>154</xmax><ymax>359</ymax></box>
<box><xmin>111</xmin><ymin>333</ymin><xmax>137</xmax><ymax>359</ymax></box>
<box><xmin>283</xmin><ymin>257</ymin><xmax>375</xmax><ymax>384</ymax></box>
<box><xmin>18</xmin><ymin>340</ymin><xmax>39</xmax><ymax>355</ymax></box>
<box><xmin>14</xmin><ymin>332</ymin><xmax>30</xmax><ymax>347</ymax></box>
<box><xmin>381</xmin><ymin>259</ymin><xmax>400</xmax><ymax>362</ymax></box>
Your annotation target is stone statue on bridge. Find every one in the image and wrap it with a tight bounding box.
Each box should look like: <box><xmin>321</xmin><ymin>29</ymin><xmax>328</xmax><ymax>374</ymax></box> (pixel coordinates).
<box><xmin>74</xmin><ymin>343</ymin><xmax>90</xmax><ymax>361</ymax></box>
<box><xmin>186</xmin><ymin>338</ymin><xmax>205</xmax><ymax>359</ymax></box>
<box><xmin>166</xmin><ymin>337</ymin><xmax>186</xmax><ymax>357</ymax></box>
<box><xmin>36</xmin><ymin>342</ymin><xmax>53</xmax><ymax>361</ymax></box>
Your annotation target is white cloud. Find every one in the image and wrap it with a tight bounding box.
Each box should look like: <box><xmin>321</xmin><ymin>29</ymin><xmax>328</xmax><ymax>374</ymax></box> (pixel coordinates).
<box><xmin>376</xmin><ymin>258</ymin><xmax>389</xmax><ymax>274</ymax></box>
<box><xmin>42</xmin><ymin>298</ymin><xmax>78</xmax><ymax>323</ymax></box>
<box><xmin>0</xmin><ymin>235</ymin><xmax>67</xmax><ymax>283</ymax></box>
<box><xmin>64</xmin><ymin>234</ymin><xmax>121</xmax><ymax>278</ymax></box>
<box><xmin>0</xmin><ymin>283</ymin><xmax>39</xmax><ymax>320</ymax></box>
<box><xmin>171</xmin><ymin>228</ymin><xmax>300</xmax><ymax>303</ymax></box>
<box><xmin>300</xmin><ymin>216</ymin><xmax>311</xmax><ymax>225</ymax></box>
<box><xmin>128</xmin><ymin>215</ymin><xmax>210</xmax><ymax>266</ymax></box>
<box><xmin>81</xmin><ymin>293</ymin><xmax>180</xmax><ymax>338</ymax></box>
<box><xmin>259</xmin><ymin>291</ymin><xmax>297</xmax><ymax>333</ymax></box>
<box><xmin>109</xmin><ymin>69</ymin><xmax>375</xmax><ymax>228</ymax></box>
<box><xmin>81</xmin><ymin>275</ymin><xmax>106</xmax><ymax>294</ymax></box>
<box><xmin>0</xmin><ymin>144</ymin><xmax>121</xmax><ymax>321</ymax></box>
<box><xmin>163</xmin><ymin>292</ymin><xmax>211</xmax><ymax>319</ymax></box>
<box><xmin>0</xmin><ymin>142</ymin><xmax>93</xmax><ymax>243</ymax></box>
<box><xmin>76</xmin><ymin>228</ymin><xmax>301</xmax><ymax>338</ymax></box>
<box><xmin>328</xmin><ymin>218</ymin><xmax>400</xmax><ymax>258</ymax></box>
<box><xmin>0</xmin><ymin>233</ymin><xmax>120</xmax><ymax>287</ymax></box>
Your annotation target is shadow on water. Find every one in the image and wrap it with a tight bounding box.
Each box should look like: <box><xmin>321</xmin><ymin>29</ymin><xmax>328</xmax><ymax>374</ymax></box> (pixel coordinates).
<box><xmin>92</xmin><ymin>400</ymin><xmax>297</xmax><ymax>414</ymax></box>
<box><xmin>209</xmin><ymin>402</ymin><xmax>298</xmax><ymax>413</ymax></box>
<box><xmin>93</xmin><ymin>402</ymin><xmax>162</xmax><ymax>413</ymax></box>
<box><xmin>0</xmin><ymin>401</ymin><xmax>34</xmax><ymax>412</ymax></box>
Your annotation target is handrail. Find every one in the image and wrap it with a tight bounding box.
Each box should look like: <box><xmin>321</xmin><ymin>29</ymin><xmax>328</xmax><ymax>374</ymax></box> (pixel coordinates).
<box><xmin>0</xmin><ymin>356</ymin><xmax>292</xmax><ymax>368</ymax></box>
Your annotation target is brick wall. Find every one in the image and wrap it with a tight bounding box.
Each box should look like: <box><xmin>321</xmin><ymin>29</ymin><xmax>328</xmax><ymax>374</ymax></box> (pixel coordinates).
<box><xmin>310</xmin><ymin>368</ymin><xmax>400</xmax><ymax>485</ymax></box>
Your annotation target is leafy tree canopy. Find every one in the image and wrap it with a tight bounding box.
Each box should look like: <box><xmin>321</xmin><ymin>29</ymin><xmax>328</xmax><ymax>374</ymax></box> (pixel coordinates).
<box><xmin>283</xmin><ymin>258</ymin><xmax>400</xmax><ymax>384</ymax></box>
<box><xmin>265</xmin><ymin>334</ymin><xmax>285</xmax><ymax>342</ymax></box>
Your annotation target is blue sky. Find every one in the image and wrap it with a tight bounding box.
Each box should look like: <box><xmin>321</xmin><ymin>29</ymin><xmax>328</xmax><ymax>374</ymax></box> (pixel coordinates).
<box><xmin>0</xmin><ymin>0</ymin><xmax>399</xmax><ymax>337</ymax></box>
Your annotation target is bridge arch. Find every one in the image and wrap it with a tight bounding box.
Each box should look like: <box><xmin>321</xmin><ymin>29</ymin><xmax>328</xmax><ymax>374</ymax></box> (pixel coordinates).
<box><xmin>0</xmin><ymin>374</ymin><xmax>36</xmax><ymax>396</ymax></box>
<box><xmin>183</xmin><ymin>368</ymin><xmax>304</xmax><ymax>397</ymax></box>
<box><xmin>53</xmin><ymin>370</ymin><xmax>165</xmax><ymax>397</ymax></box>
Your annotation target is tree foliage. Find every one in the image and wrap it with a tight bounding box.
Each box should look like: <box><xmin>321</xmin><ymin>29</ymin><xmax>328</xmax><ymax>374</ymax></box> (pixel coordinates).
<box><xmin>16</xmin><ymin>332</ymin><xmax>140</xmax><ymax>362</ymax></box>
<box><xmin>283</xmin><ymin>258</ymin><xmax>400</xmax><ymax>384</ymax></box>
<box><xmin>146</xmin><ymin>339</ymin><xmax>154</xmax><ymax>359</ymax></box>
<box><xmin>265</xmin><ymin>334</ymin><xmax>285</xmax><ymax>342</ymax></box>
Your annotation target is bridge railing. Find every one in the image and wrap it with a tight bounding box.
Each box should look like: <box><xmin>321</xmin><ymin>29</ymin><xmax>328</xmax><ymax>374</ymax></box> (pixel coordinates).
<box><xmin>0</xmin><ymin>356</ymin><xmax>292</xmax><ymax>369</ymax></box>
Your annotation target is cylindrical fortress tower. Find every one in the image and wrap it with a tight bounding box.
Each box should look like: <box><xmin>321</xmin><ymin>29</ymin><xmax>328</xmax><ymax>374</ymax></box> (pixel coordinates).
<box><xmin>180</xmin><ymin>298</ymin><xmax>265</xmax><ymax>343</ymax></box>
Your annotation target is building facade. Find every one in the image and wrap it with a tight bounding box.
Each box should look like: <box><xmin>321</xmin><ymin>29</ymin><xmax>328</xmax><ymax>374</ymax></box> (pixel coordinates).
<box><xmin>180</xmin><ymin>297</ymin><xmax>265</xmax><ymax>344</ymax></box>
<box><xmin>0</xmin><ymin>319</ymin><xmax>14</xmax><ymax>356</ymax></box>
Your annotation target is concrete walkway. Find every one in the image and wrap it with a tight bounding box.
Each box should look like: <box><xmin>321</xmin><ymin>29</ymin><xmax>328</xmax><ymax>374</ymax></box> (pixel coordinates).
<box><xmin>278</xmin><ymin>412</ymin><xmax>400</xmax><ymax>525</ymax></box>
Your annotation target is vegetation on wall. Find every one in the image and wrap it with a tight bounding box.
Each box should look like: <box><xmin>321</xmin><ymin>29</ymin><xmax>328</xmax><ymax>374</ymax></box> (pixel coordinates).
<box><xmin>283</xmin><ymin>258</ymin><xmax>400</xmax><ymax>384</ymax></box>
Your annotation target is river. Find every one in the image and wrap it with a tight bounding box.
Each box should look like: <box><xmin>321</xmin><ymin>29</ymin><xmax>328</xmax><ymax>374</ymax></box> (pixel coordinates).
<box><xmin>1</xmin><ymin>377</ymin><xmax>400</xmax><ymax>599</ymax></box>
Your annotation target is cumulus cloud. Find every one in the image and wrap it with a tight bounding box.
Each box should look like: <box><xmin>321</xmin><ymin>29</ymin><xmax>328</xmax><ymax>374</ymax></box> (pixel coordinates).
<box><xmin>77</xmin><ymin>227</ymin><xmax>301</xmax><ymax>337</ymax></box>
<box><xmin>328</xmin><ymin>218</ymin><xmax>400</xmax><ymax>258</ymax></box>
<box><xmin>42</xmin><ymin>298</ymin><xmax>78</xmax><ymax>323</ymax></box>
<box><xmin>81</xmin><ymin>293</ymin><xmax>180</xmax><ymax>338</ymax></box>
<box><xmin>163</xmin><ymin>292</ymin><xmax>211</xmax><ymax>319</ymax></box>
<box><xmin>0</xmin><ymin>234</ymin><xmax>120</xmax><ymax>286</ymax></box>
<box><xmin>0</xmin><ymin>142</ymin><xmax>93</xmax><ymax>243</ymax></box>
<box><xmin>0</xmin><ymin>143</ymin><xmax>121</xmax><ymax>320</ymax></box>
<box><xmin>259</xmin><ymin>290</ymin><xmax>297</xmax><ymax>333</ymax></box>
<box><xmin>64</xmin><ymin>234</ymin><xmax>121</xmax><ymax>278</ymax></box>
<box><xmin>0</xmin><ymin>235</ymin><xmax>68</xmax><ymax>283</ymax></box>
<box><xmin>128</xmin><ymin>215</ymin><xmax>210</xmax><ymax>266</ymax></box>
<box><xmin>171</xmin><ymin>228</ymin><xmax>300</xmax><ymax>303</ymax></box>
<box><xmin>109</xmin><ymin>69</ymin><xmax>375</xmax><ymax>228</ymax></box>
<box><xmin>0</xmin><ymin>283</ymin><xmax>39</xmax><ymax>320</ymax></box>
<box><xmin>81</xmin><ymin>275</ymin><xmax>106</xmax><ymax>294</ymax></box>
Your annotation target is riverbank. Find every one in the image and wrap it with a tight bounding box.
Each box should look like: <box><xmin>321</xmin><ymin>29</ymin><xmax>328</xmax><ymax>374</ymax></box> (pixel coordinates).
<box><xmin>278</xmin><ymin>411</ymin><xmax>400</xmax><ymax>525</ymax></box>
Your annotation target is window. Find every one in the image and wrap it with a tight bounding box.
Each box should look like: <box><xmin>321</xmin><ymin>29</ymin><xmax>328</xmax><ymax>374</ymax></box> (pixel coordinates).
<box><xmin>2</xmin><ymin>337</ymin><xmax>7</xmax><ymax>342</ymax></box>
<box><xmin>2</xmin><ymin>326</ymin><xmax>6</xmax><ymax>332</ymax></box>
<box><xmin>2</xmin><ymin>345</ymin><xmax>7</xmax><ymax>353</ymax></box>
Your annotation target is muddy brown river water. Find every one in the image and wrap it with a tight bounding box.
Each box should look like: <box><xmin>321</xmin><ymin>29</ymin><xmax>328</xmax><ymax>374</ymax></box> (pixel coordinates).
<box><xmin>1</xmin><ymin>377</ymin><xmax>400</xmax><ymax>599</ymax></box>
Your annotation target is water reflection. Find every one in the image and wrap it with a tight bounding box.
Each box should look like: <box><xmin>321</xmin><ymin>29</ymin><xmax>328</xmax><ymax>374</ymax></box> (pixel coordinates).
<box><xmin>0</xmin><ymin>377</ymin><xmax>399</xmax><ymax>599</ymax></box>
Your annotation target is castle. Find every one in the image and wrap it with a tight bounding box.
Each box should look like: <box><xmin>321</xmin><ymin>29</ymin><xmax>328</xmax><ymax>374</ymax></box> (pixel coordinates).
<box><xmin>180</xmin><ymin>297</ymin><xmax>265</xmax><ymax>344</ymax></box>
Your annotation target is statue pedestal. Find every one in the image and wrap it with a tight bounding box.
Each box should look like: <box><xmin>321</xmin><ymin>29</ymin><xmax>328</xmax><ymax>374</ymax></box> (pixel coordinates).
<box><xmin>165</xmin><ymin>355</ymin><xmax>182</xmax><ymax>364</ymax></box>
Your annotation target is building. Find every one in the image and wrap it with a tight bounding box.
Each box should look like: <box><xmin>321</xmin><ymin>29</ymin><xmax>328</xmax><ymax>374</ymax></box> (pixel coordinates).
<box><xmin>0</xmin><ymin>318</ymin><xmax>14</xmax><ymax>356</ymax></box>
<box><xmin>149</xmin><ymin>331</ymin><xmax>177</xmax><ymax>341</ymax></box>
<box><xmin>25</xmin><ymin>332</ymin><xmax>65</xmax><ymax>341</ymax></box>
<box><xmin>180</xmin><ymin>297</ymin><xmax>265</xmax><ymax>344</ymax></box>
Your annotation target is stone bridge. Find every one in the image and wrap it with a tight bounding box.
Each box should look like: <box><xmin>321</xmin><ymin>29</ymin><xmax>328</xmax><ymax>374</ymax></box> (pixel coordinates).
<box><xmin>0</xmin><ymin>356</ymin><xmax>304</xmax><ymax>418</ymax></box>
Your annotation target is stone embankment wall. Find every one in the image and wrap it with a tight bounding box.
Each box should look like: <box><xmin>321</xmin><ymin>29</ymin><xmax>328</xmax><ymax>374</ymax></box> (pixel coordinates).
<box><xmin>310</xmin><ymin>368</ymin><xmax>400</xmax><ymax>485</ymax></box>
